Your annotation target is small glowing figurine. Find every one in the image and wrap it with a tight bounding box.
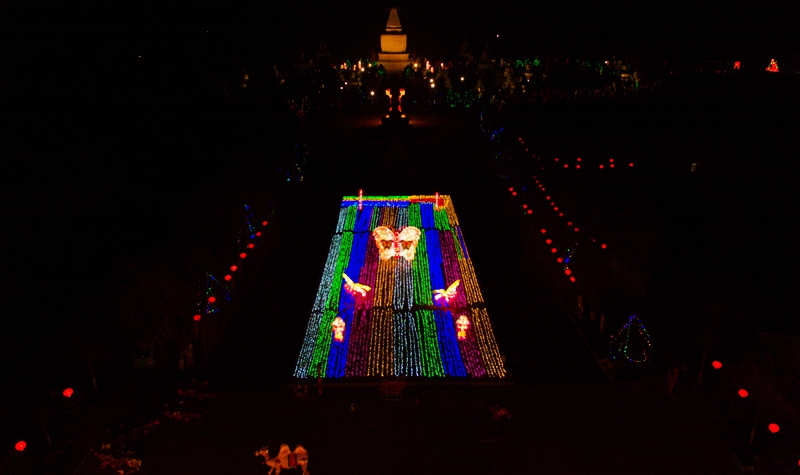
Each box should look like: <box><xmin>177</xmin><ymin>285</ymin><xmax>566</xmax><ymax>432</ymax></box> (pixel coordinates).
<box><xmin>433</xmin><ymin>280</ymin><xmax>460</xmax><ymax>303</ymax></box>
<box><xmin>342</xmin><ymin>273</ymin><xmax>371</xmax><ymax>297</ymax></box>
<box><xmin>455</xmin><ymin>315</ymin><xmax>470</xmax><ymax>340</ymax></box>
<box><xmin>332</xmin><ymin>317</ymin><xmax>346</xmax><ymax>342</ymax></box>
<box><xmin>766</xmin><ymin>58</ymin><xmax>779</xmax><ymax>73</ymax></box>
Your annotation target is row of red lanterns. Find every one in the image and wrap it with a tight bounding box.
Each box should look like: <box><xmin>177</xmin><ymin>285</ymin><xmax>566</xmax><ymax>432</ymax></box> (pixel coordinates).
<box><xmin>193</xmin><ymin>219</ymin><xmax>268</xmax><ymax>322</ymax></box>
<box><xmin>15</xmin><ymin>387</ymin><xmax>77</xmax><ymax>451</ymax></box>
<box><xmin>711</xmin><ymin>360</ymin><xmax>781</xmax><ymax>434</ymax></box>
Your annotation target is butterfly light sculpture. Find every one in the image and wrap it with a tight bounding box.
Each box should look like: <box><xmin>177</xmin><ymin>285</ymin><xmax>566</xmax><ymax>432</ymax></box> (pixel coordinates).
<box><xmin>433</xmin><ymin>280</ymin><xmax>460</xmax><ymax>303</ymax></box>
<box><xmin>342</xmin><ymin>272</ymin><xmax>371</xmax><ymax>297</ymax></box>
<box><xmin>455</xmin><ymin>315</ymin><xmax>470</xmax><ymax>340</ymax></box>
<box><xmin>372</xmin><ymin>226</ymin><xmax>422</xmax><ymax>261</ymax></box>
<box><xmin>332</xmin><ymin>317</ymin><xmax>346</xmax><ymax>342</ymax></box>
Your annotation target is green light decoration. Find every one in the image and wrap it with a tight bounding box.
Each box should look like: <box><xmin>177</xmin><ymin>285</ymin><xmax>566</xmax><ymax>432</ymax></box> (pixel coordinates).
<box><xmin>609</xmin><ymin>315</ymin><xmax>652</xmax><ymax>363</ymax></box>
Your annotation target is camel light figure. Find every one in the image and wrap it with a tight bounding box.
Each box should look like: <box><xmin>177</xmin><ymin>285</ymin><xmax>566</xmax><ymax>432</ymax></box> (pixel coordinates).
<box><xmin>256</xmin><ymin>445</ymin><xmax>309</xmax><ymax>475</ymax></box>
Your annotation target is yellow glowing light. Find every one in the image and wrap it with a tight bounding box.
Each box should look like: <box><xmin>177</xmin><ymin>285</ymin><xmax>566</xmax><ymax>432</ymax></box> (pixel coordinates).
<box><xmin>430</xmin><ymin>83</ymin><xmax>435</xmax><ymax>88</ymax></box>
<box><xmin>456</xmin><ymin>315</ymin><xmax>470</xmax><ymax>340</ymax></box>
<box><xmin>332</xmin><ymin>317</ymin><xmax>345</xmax><ymax>342</ymax></box>
<box><xmin>433</xmin><ymin>280</ymin><xmax>460</xmax><ymax>303</ymax></box>
<box><xmin>460</xmin><ymin>77</ymin><xmax>464</xmax><ymax>81</ymax></box>
<box><xmin>370</xmin><ymin>91</ymin><xmax>375</xmax><ymax>96</ymax></box>
<box><xmin>413</xmin><ymin>63</ymin><xmax>419</xmax><ymax>68</ymax></box>
<box><xmin>361</xmin><ymin>67</ymin><xmax>365</xmax><ymax>71</ymax></box>
<box><xmin>343</xmin><ymin>272</ymin><xmax>371</xmax><ymax>297</ymax></box>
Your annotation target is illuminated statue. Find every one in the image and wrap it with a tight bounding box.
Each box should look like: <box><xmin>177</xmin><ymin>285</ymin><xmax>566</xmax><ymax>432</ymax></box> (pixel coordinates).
<box><xmin>342</xmin><ymin>273</ymin><xmax>371</xmax><ymax>297</ymax></box>
<box><xmin>256</xmin><ymin>445</ymin><xmax>309</xmax><ymax>475</ymax></box>
<box><xmin>733</xmin><ymin>61</ymin><xmax>740</xmax><ymax>70</ymax></box>
<box><xmin>372</xmin><ymin>226</ymin><xmax>421</xmax><ymax>261</ymax></box>
<box><xmin>332</xmin><ymin>317</ymin><xmax>346</xmax><ymax>342</ymax></box>
<box><xmin>766</xmin><ymin>59</ymin><xmax>779</xmax><ymax>72</ymax></box>
<box><xmin>433</xmin><ymin>280</ymin><xmax>460</xmax><ymax>303</ymax></box>
<box><xmin>455</xmin><ymin>315</ymin><xmax>470</xmax><ymax>340</ymax></box>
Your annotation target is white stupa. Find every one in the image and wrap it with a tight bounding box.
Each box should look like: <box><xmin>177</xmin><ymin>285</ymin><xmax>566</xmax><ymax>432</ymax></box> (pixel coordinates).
<box><xmin>378</xmin><ymin>8</ymin><xmax>410</xmax><ymax>75</ymax></box>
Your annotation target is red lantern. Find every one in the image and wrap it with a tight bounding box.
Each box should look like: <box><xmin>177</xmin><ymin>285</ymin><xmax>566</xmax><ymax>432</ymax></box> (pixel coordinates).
<box><xmin>15</xmin><ymin>441</ymin><xmax>26</xmax><ymax>452</ymax></box>
<box><xmin>62</xmin><ymin>388</ymin><xmax>73</xmax><ymax>398</ymax></box>
<box><xmin>738</xmin><ymin>389</ymin><xmax>749</xmax><ymax>398</ymax></box>
<box><xmin>224</xmin><ymin>275</ymin><xmax>232</xmax><ymax>281</ymax></box>
<box><xmin>247</xmin><ymin>243</ymin><xmax>255</xmax><ymax>249</ymax></box>
<box><xmin>262</xmin><ymin>220</ymin><xmax>268</xmax><ymax>226</ymax></box>
<box><xmin>240</xmin><ymin>252</ymin><xmax>247</xmax><ymax>259</ymax></box>
<box><xmin>208</xmin><ymin>296</ymin><xmax>216</xmax><ymax>303</ymax></box>
<box><xmin>551</xmin><ymin>248</ymin><xmax>557</xmax><ymax>253</ymax></box>
<box><xmin>193</xmin><ymin>314</ymin><xmax>202</xmax><ymax>321</ymax></box>
<box><xmin>230</xmin><ymin>265</ymin><xmax>238</xmax><ymax>272</ymax></box>
<box><xmin>768</xmin><ymin>423</ymin><xmax>780</xmax><ymax>433</ymax></box>
<box><xmin>712</xmin><ymin>360</ymin><xmax>722</xmax><ymax>369</ymax></box>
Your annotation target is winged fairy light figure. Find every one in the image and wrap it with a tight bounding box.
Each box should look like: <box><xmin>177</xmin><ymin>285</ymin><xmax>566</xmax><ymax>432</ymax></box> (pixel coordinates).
<box><xmin>372</xmin><ymin>226</ymin><xmax>422</xmax><ymax>261</ymax></box>
<box><xmin>433</xmin><ymin>279</ymin><xmax>460</xmax><ymax>303</ymax></box>
<box><xmin>342</xmin><ymin>272</ymin><xmax>371</xmax><ymax>297</ymax></box>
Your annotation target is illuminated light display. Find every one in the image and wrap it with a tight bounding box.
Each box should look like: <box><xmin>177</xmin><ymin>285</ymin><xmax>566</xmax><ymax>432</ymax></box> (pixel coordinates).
<box><xmin>734</xmin><ymin>61</ymin><xmax>741</xmax><ymax>70</ymax></box>
<box><xmin>224</xmin><ymin>274</ymin><xmax>232</xmax><ymax>281</ymax></box>
<box><xmin>248</xmin><ymin>243</ymin><xmax>255</xmax><ymax>249</ymax></box>
<box><xmin>599</xmin><ymin>164</ymin><xmax>605</xmax><ymax>169</ymax></box>
<box><xmin>358</xmin><ymin>189</ymin><xmax>364</xmax><ymax>211</ymax></box>
<box><xmin>256</xmin><ymin>232</ymin><xmax>262</xmax><ymax>237</ymax></box>
<box><xmin>558</xmin><ymin>213</ymin><xmax>563</xmax><ymax>217</ymax></box>
<box><xmin>193</xmin><ymin>314</ymin><xmax>202</xmax><ymax>321</ymax></box>
<box><xmin>554</xmin><ymin>158</ymin><xmax>559</xmax><ymax>162</ymax></box>
<box><xmin>373</xmin><ymin>226</ymin><xmax>421</xmax><ymax>261</ymax></box>
<box><xmin>766</xmin><ymin>59</ymin><xmax>779</xmax><ymax>72</ymax></box>
<box><xmin>294</xmin><ymin>195</ymin><xmax>505</xmax><ymax>378</ymax></box>
<box><xmin>601</xmin><ymin>243</ymin><xmax>607</xmax><ymax>249</ymax></box>
<box><xmin>262</xmin><ymin>221</ymin><xmax>268</xmax><ymax>226</ymax></box>
<box><xmin>629</xmin><ymin>163</ymin><xmax>634</xmax><ymax>167</ymax></box>
<box><xmin>610</xmin><ymin>164</ymin><xmax>615</xmax><ymax>168</ymax></box>
<box><xmin>768</xmin><ymin>423</ymin><xmax>780</xmax><ymax>433</ymax></box>
<box><xmin>564</xmin><ymin>164</ymin><xmax>568</xmax><ymax>168</ymax></box>
<box><xmin>433</xmin><ymin>280</ymin><xmax>460</xmax><ymax>303</ymax></box>
<box><xmin>508</xmin><ymin>187</ymin><xmax>514</xmax><ymax>192</ymax></box>
<box><xmin>550</xmin><ymin>202</ymin><xmax>555</xmax><ymax>206</ymax></box>
<box><xmin>523</xmin><ymin>204</ymin><xmax>528</xmax><ymax>209</ymax></box>
<box><xmin>569</xmin><ymin>276</ymin><xmax>576</xmax><ymax>282</ymax></box>
<box><xmin>554</xmin><ymin>207</ymin><xmax>559</xmax><ymax>211</ymax></box>
<box><xmin>230</xmin><ymin>265</ymin><xmax>238</xmax><ymax>272</ymax></box>
<box><xmin>575</xmin><ymin>227</ymin><xmax>580</xmax><ymax>232</ymax></box>
<box><xmin>576</xmin><ymin>165</ymin><xmax>581</xmax><ymax>169</ymax></box>
<box><xmin>541</xmin><ymin>229</ymin><xmax>547</xmax><ymax>234</ymax></box>
<box><xmin>712</xmin><ymin>360</ymin><xmax>722</xmax><ymax>369</ymax></box>
<box><xmin>567</xmin><ymin>222</ymin><xmax>572</xmax><ymax>226</ymax></box>
<box><xmin>610</xmin><ymin>315</ymin><xmax>652</xmax><ymax>363</ymax></box>
<box><xmin>332</xmin><ymin>317</ymin><xmax>346</xmax><ymax>342</ymax></box>
<box><xmin>15</xmin><ymin>441</ymin><xmax>26</xmax><ymax>452</ymax></box>
<box><xmin>551</xmin><ymin>248</ymin><xmax>557</xmax><ymax>253</ymax></box>
<box><xmin>609</xmin><ymin>159</ymin><xmax>614</xmax><ymax>163</ymax></box>
<box><xmin>738</xmin><ymin>389</ymin><xmax>749</xmax><ymax>398</ymax></box>
<box><xmin>240</xmin><ymin>253</ymin><xmax>247</xmax><ymax>259</ymax></box>
<box><xmin>577</xmin><ymin>158</ymin><xmax>582</xmax><ymax>162</ymax></box>
<box><xmin>512</xmin><ymin>191</ymin><xmax>517</xmax><ymax>196</ymax></box>
<box><xmin>208</xmin><ymin>296</ymin><xmax>216</xmax><ymax>303</ymax></box>
<box><xmin>63</xmin><ymin>388</ymin><xmax>74</xmax><ymax>398</ymax></box>
<box><xmin>557</xmin><ymin>257</ymin><xmax>563</xmax><ymax>263</ymax></box>
<box><xmin>343</xmin><ymin>272</ymin><xmax>372</xmax><ymax>297</ymax></box>
<box><xmin>546</xmin><ymin>196</ymin><xmax>551</xmax><ymax>200</ymax></box>
<box><xmin>527</xmin><ymin>210</ymin><xmax>532</xmax><ymax>214</ymax></box>
<box><xmin>546</xmin><ymin>239</ymin><xmax>552</xmax><ymax>244</ymax></box>
<box><xmin>455</xmin><ymin>315</ymin><xmax>470</xmax><ymax>340</ymax></box>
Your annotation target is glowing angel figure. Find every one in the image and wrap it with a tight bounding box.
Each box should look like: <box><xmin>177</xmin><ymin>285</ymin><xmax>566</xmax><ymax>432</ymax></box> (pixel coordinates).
<box><xmin>342</xmin><ymin>272</ymin><xmax>371</xmax><ymax>297</ymax></box>
<box><xmin>372</xmin><ymin>226</ymin><xmax>422</xmax><ymax>261</ymax></box>
<box><xmin>766</xmin><ymin>58</ymin><xmax>779</xmax><ymax>73</ymax></box>
<box><xmin>433</xmin><ymin>279</ymin><xmax>460</xmax><ymax>303</ymax></box>
<box><xmin>332</xmin><ymin>317</ymin><xmax>346</xmax><ymax>342</ymax></box>
<box><xmin>455</xmin><ymin>315</ymin><xmax>470</xmax><ymax>340</ymax></box>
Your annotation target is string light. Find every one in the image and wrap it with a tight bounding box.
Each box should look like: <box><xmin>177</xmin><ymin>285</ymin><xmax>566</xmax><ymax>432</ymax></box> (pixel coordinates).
<box><xmin>738</xmin><ymin>389</ymin><xmax>748</xmax><ymax>398</ymax></box>
<box><xmin>609</xmin><ymin>315</ymin><xmax>652</xmax><ymax>363</ymax></box>
<box><xmin>15</xmin><ymin>441</ymin><xmax>26</xmax><ymax>452</ymax></box>
<box><xmin>768</xmin><ymin>423</ymin><xmax>780</xmax><ymax>433</ymax></box>
<box><xmin>712</xmin><ymin>360</ymin><xmax>722</xmax><ymax>369</ymax></box>
<box><xmin>62</xmin><ymin>388</ymin><xmax>73</xmax><ymax>398</ymax></box>
<box><xmin>294</xmin><ymin>196</ymin><xmax>505</xmax><ymax>379</ymax></box>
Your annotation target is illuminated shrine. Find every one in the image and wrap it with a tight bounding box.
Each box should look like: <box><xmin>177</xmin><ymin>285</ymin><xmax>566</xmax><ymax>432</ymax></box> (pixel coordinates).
<box><xmin>378</xmin><ymin>8</ymin><xmax>411</xmax><ymax>75</ymax></box>
<box><xmin>294</xmin><ymin>195</ymin><xmax>506</xmax><ymax>378</ymax></box>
